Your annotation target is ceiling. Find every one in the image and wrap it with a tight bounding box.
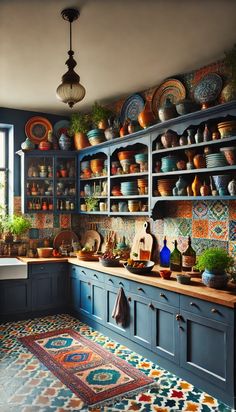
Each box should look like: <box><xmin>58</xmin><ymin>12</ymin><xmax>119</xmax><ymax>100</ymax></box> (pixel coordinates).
<box><xmin>1</xmin><ymin>0</ymin><xmax>236</xmax><ymax>115</ymax></box>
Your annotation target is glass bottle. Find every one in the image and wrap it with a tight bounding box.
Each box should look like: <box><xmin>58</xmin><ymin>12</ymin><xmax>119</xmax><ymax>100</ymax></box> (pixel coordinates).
<box><xmin>182</xmin><ymin>236</ymin><xmax>196</xmax><ymax>272</ymax></box>
<box><xmin>160</xmin><ymin>236</ymin><xmax>171</xmax><ymax>267</ymax></box>
<box><xmin>170</xmin><ymin>240</ymin><xmax>182</xmax><ymax>271</ymax></box>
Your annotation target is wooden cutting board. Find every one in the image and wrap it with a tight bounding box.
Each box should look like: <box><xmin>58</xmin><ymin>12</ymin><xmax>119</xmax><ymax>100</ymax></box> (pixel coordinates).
<box><xmin>131</xmin><ymin>221</ymin><xmax>153</xmax><ymax>260</ymax></box>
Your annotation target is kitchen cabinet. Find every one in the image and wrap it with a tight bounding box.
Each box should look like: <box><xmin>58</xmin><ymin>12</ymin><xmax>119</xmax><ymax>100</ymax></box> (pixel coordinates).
<box><xmin>17</xmin><ymin>150</ymin><xmax>78</xmax><ymax>213</ymax></box>
<box><xmin>29</xmin><ymin>262</ymin><xmax>68</xmax><ymax>312</ymax></box>
<box><xmin>0</xmin><ymin>279</ymin><xmax>31</xmax><ymax>316</ymax></box>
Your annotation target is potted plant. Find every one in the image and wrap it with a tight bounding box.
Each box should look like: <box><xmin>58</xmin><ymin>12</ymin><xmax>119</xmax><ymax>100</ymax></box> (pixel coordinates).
<box><xmin>2</xmin><ymin>214</ymin><xmax>31</xmax><ymax>242</ymax></box>
<box><xmin>84</xmin><ymin>196</ymin><xmax>99</xmax><ymax>212</ymax></box>
<box><xmin>91</xmin><ymin>102</ymin><xmax>113</xmax><ymax>129</ymax></box>
<box><xmin>195</xmin><ymin>247</ymin><xmax>234</xmax><ymax>289</ymax></box>
<box><xmin>69</xmin><ymin>112</ymin><xmax>91</xmax><ymax>150</ymax></box>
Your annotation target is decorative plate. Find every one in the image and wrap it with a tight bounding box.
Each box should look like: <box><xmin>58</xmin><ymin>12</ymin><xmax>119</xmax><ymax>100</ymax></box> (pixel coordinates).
<box><xmin>25</xmin><ymin>116</ymin><xmax>52</xmax><ymax>144</ymax></box>
<box><xmin>151</xmin><ymin>78</ymin><xmax>186</xmax><ymax>117</ymax></box>
<box><xmin>120</xmin><ymin>94</ymin><xmax>145</xmax><ymax>125</ymax></box>
<box><xmin>193</xmin><ymin>73</ymin><xmax>223</xmax><ymax>104</ymax></box>
<box><xmin>53</xmin><ymin>120</ymin><xmax>70</xmax><ymax>138</ymax></box>
<box><xmin>53</xmin><ymin>230</ymin><xmax>79</xmax><ymax>249</ymax></box>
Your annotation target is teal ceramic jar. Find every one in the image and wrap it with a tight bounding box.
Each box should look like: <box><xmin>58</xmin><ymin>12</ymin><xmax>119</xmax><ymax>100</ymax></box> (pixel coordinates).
<box><xmin>202</xmin><ymin>269</ymin><xmax>228</xmax><ymax>289</ymax></box>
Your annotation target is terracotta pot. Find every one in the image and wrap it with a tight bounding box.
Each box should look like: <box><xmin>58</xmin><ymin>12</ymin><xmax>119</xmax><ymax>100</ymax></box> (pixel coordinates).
<box><xmin>98</xmin><ymin>119</ymin><xmax>108</xmax><ymax>130</ymax></box>
<box><xmin>38</xmin><ymin>140</ymin><xmax>51</xmax><ymax>150</ymax></box>
<box><xmin>138</xmin><ymin>101</ymin><xmax>155</xmax><ymax>129</ymax></box>
<box><xmin>200</xmin><ymin>182</ymin><xmax>211</xmax><ymax>196</ymax></box>
<box><xmin>193</xmin><ymin>154</ymin><xmax>206</xmax><ymax>169</ymax></box>
<box><xmin>74</xmin><ymin>132</ymin><xmax>90</xmax><ymax>150</ymax></box>
<box><xmin>192</xmin><ymin>175</ymin><xmax>201</xmax><ymax>196</ymax></box>
<box><xmin>119</xmin><ymin>123</ymin><xmax>128</xmax><ymax>137</ymax></box>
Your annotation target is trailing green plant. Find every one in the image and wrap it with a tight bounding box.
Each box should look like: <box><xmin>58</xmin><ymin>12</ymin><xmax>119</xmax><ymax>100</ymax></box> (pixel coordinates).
<box><xmin>2</xmin><ymin>214</ymin><xmax>31</xmax><ymax>236</ymax></box>
<box><xmin>84</xmin><ymin>196</ymin><xmax>99</xmax><ymax>211</ymax></box>
<box><xmin>195</xmin><ymin>248</ymin><xmax>234</xmax><ymax>273</ymax></box>
<box><xmin>69</xmin><ymin>112</ymin><xmax>91</xmax><ymax>135</ymax></box>
<box><xmin>91</xmin><ymin>102</ymin><xmax>113</xmax><ymax>127</ymax></box>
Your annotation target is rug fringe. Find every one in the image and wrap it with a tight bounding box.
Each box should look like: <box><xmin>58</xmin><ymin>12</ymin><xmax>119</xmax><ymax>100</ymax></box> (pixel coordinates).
<box><xmin>83</xmin><ymin>381</ymin><xmax>159</xmax><ymax>410</ymax></box>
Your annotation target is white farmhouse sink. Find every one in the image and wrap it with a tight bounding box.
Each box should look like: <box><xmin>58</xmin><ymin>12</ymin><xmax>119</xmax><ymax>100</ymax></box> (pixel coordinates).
<box><xmin>0</xmin><ymin>258</ymin><xmax>27</xmax><ymax>280</ymax></box>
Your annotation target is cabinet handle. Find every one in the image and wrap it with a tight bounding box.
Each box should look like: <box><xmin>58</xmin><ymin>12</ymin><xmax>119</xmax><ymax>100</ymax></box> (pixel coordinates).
<box><xmin>108</xmin><ymin>278</ymin><xmax>114</xmax><ymax>283</ymax></box>
<box><xmin>211</xmin><ymin>308</ymin><xmax>219</xmax><ymax>314</ymax></box>
<box><xmin>176</xmin><ymin>314</ymin><xmax>182</xmax><ymax>321</ymax></box>
<box><xmin>119</xmin><ymin>282</ymin><xmax>124</xmax><ymax>287</ymax></box>
<box><xmin>81</xmin><ymin>270</ymin><xmax>86</xmax><ymax>275</ymax></box>
<box><xmin>138</xmin><ymin>287</ymin><xmax>145</xmax><ymax>293</ymax></box>
<box><xmin>88</xmin><ymin>282</ymin><xmax>91</xmax><ymax>286</ymax></box>
<box><xmin>72</xmin><ymin>267</ymin><xmax>76</xmax><ymax>271</ymax></box>
<box><xmin>87</xmin><ymin>295</ymin><xmax>91</xmax><ymax>300</ymax></box>
<box><xmin>149</xmin><ymin>303</ymin><xmax>155</xmax><ymax>310</ymax></box>
<box><xmin>93</xmin><ymin>274</ymin><xmax>98</xmax><ymax>279</ymax></box>
<box><xmin>160</xmin><ymin>293</ymin><xmax>166</xmax><ymax>299</ymax></box>
<box><xmin>128</xmin><ymin>297</ymin><xmax>132</xmax><ymax>302</ymax></box>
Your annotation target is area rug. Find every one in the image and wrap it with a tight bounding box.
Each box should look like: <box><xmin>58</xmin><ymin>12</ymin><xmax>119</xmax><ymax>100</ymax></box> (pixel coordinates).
<box><xmin>19</xmin><ymin>328</ymin><xmax>157</xmax><ymax>408</ymax></box>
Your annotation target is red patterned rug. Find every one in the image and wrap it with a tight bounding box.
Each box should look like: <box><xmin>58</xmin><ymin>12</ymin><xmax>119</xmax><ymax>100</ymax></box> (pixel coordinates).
<box><xmin>19</xmin><ymin>328</ymin><xmax>156</xmax><ymax>408</ymax></box>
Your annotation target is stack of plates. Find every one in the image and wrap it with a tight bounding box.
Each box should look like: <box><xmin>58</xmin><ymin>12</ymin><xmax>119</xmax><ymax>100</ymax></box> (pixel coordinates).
<box><xmin>206</xmin><ymin>153</ymin><xmax>227</xmax><ymax>168</ymax></box>
<box><xmin>134</xmin><ymin>153</ymin><xmax>148</xmax><ymax>164</ymax></box>
<box><xmin>121</xmin><ymin>181</ymin><xmax>139</xmax><ymax>196</ymax></box>
<box><xmin>161</xmin><ymin>155</ymin><xmax>178</xmax><ymax>172</ymax></box>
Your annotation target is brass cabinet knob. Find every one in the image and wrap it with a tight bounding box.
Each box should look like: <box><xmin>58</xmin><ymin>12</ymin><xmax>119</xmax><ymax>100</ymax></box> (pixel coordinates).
<box><xmin>128</xmin><ymin>297</ymin><xmax>132</xmax><ymax>302</ymax></box>
<box><xmin>87</xmin><ymin>295</ymin><xmax>91</xmax><ymax>300</ymax></box>
<box><xmin>176</xmin><ymin>314</ymin><xmax>182</xmax><ymax>321</ymax></box>
<box><xmin>149</xmin><ymin>303</ymin><xmax>155</xmax><ymax>310</ymax></box>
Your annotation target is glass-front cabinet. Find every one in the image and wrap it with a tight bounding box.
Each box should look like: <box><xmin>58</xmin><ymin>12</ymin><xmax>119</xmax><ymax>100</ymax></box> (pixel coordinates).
<box><xmin>17</xmin><ymin>151</ymin><xmax>77</xmax><ymax>213</ymax></box>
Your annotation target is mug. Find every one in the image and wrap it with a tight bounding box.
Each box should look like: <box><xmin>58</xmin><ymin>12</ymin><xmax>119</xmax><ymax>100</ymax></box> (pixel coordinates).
<box><xmin>99</xmin><ymin>202</ymin><xmax>106</xmax><ymax>212</ymax></box>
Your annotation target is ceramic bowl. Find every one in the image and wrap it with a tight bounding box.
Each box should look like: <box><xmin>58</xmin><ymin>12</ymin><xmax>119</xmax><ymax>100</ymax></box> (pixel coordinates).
<box><xmin>159</xmin><ymin>269</ymin><xmax>172</xmax><ymax>279</ymax></box>
<box><xmin>124</xmin><ymin>260</ymin><xmax>155</xmax><ymax>275</ymax></box>
<box><xmin>117</xmin><ymin>150</ymin><xmax>135</xmax><ymax>161</ymax></box>
<box><xmin>220</xmin><ymin>146</ymin><xmax>236</xmax><ymax>165</ymax></box>
<box><xmin>37</xmin><ymin>247</ymin><xmax>53</xmax><ymax>258</ymax></box>
<box><xmin>99</xmin><ymin>257</ymin><xmax>120</xmax><ymax>267</ymax></box>
<box><xmin>176</xmin><ymin>274</ymin><xmax>191</xmax><ymax>285</ymax></box>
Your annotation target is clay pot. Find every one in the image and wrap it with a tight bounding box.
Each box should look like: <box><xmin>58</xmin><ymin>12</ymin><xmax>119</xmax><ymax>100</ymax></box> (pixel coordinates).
<box><xmin>200</xmin><ymin>182</ymin><xmax>211</xmax><ymax>196</ymax></box>
<box><xmin>158</xmin><ymin>98</ymin><xmax>178</xmax><ymax>122</ymax></box>
<box><xmin>193</xmin><ymin>154</ymin><xmax>206</xmax><ymax>169</ymax></box>
<box><xmin>58</xmin><ymin>133</ymin><xmax>72</xmax><ymax>150</ymax></box>
<box><xmin>192</xmin><ymin>176</ymin><xmax>202</xmax><ymax>196</ymax></box>
<box><xmin>98</xmin><ymin>119</ymin><xmax>108</xmax><ymax>130</ymax></box>
<box><xmin>138</xmin><ymin>101</ymin><xmax>155</xmax><ymax>129</ymax></box>
<box><xmin>74</xmin><ymin>132</ymin><xmax>90</xmax><ymax>150</ymax></box>
<box><xmin>120</xmin><ymin>123</ymin><xmax>128</xmax><ymax>137</ymax></box>
<box><xmin>161</xmin><ymin>129</ymin><xmax>178</xmax><ymax>148</ymax></box>
<box><xmin>38</xmin><ymin>140</ymin><xmax>51</xmax><ymax>150</ymax></box>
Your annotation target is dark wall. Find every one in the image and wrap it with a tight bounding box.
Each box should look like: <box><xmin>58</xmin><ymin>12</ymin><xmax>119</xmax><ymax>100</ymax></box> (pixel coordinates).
<box><xmin>0</xmin><ymin>107</ymin><xmax>69</xmax><ymax>196</ymax></box>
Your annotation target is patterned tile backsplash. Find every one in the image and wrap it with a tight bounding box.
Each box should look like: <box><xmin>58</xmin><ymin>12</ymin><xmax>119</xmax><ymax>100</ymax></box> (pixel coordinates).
<box><xmin>19</xmin><ymin>199</ymin><xmax>236</xmax><ymax>260</ymax></box>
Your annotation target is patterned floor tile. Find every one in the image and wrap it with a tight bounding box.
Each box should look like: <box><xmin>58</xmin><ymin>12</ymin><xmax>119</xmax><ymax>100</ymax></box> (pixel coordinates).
<box><xmin>192</xmin><ymin>220</ymin><xmax>209</xmax><ymax>238</ymax></box>
<box><xmin>209</xmin><ymin>221</ymin><xmax>228</xmax><ymax>241</ymax></box>
<box><xmin>0</xmin><ymin>314</ymin><xmax>231</xmax><ymax>412</ymax></box>
<box><xmin>208</xmin><ymin>200</ymin><xmax>229</xmax><ymax>221</ymax></box>
<box><xmin>193</xmin><ymin>201</ymin><xmax>208</xmax><ymax>220</ymax></box>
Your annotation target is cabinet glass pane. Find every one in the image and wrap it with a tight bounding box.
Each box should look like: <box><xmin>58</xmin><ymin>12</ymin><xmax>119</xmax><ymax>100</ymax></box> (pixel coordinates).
<box><xmin>55</xmin><ymin>157</ymin><xmax>76</xmax><ymax>212</ymax></box>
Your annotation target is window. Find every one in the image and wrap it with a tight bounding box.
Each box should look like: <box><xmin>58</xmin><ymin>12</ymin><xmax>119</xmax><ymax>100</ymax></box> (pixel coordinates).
<box><xmin>0</xmin><ymin>128</ymin><xmax>9</xmax><ymax>214</ymax></box>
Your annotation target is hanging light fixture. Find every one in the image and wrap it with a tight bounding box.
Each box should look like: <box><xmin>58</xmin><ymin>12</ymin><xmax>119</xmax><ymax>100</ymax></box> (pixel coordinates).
<box><xmin>56</xmin><ymin>8</ymin><xmax>86</xmax><ymax>108</ymax></box>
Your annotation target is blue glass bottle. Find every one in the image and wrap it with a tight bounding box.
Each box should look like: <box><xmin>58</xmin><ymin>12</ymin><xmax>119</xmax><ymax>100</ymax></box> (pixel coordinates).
<box><xmin>160</xmin><ymin>236</ymin><xmax>171</xmax><ymax>267</ymax></box>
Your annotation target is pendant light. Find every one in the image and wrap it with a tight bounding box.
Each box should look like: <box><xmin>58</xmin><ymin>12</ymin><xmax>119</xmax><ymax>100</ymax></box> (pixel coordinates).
<box><xmin>56</xmin><ymin>8</ymin><xmax>86</xmax><ymax>108</ymax></box>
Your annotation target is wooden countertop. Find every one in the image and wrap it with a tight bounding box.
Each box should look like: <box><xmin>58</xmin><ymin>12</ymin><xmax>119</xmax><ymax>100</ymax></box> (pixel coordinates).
<box><xmin>19</xmin><ymin>257</ymin><xmax>236</xmax><ymax>308</ymax></box>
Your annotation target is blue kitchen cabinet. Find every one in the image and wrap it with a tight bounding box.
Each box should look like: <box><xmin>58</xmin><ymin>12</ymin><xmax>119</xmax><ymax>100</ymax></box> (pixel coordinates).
<box><xmin>0</xmin><ymin>279</ymin><xmax>31</xmax><ymax>317</ymax></box>
<box><xmin>129</xmin><ymin>293</ymin><xmax>152</xmax><ymax>350</ymax></box>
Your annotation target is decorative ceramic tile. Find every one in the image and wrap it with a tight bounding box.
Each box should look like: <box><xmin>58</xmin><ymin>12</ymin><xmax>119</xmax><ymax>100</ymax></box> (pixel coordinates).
<box><xmin>208</xmin><ymin>239</ymin><xmax>228</xmax><ymax>251</ymax></box>
<box><xmin>176</xmin><ymin>201</ymin><xmax>192</xmax><ymax>218</ymax></box>
<box><xmin>164</xmin><ymin>219</ymin><xmax>178</xmax><ymax>237</ymax></box>
<box><xmin>0</xmin><ymin>314</ymin><xmax>230</xmax><ymax>412</ymax></box>
<box><xmin>177</xmin><ymin>218</ymin><xmax>192</xmax><ymax>237</ymax></box>
<box><xmin>192</xmin><ymin>201</ymin><xmax>208</xmax><ymax>220</ymax></box>
<box><xmin>35</xmin><ymin>214</ymin><xmax>46</xmax><ymax>229</ymax></box>
<box><xmin>229</xmin><ymin>220</ymin><xmax>236</xmax><ymax>241</ymax></box>
<box><xmin>59</xmin><ymin>214</ymin><xmax>71</xmax><ymax>229</ymax></box>
<box><xmin>191</xmin><ymin>238</ymin><xmax>211</xmax><ymax>255</ymax></box>
<box><xmin>192</xmin><ymin>220</ymin><xmax>209</xmax><ymax>239</ymax></box>
<box><xmin>208</xmin><ymin>200</ymin><xmax>229</xmax><ymax>221</ymax></box>
<box><xmin>53</xmin><ymin>215</ymin><xmax>60</xmax><ymax>228</ymax></box>
<box><xmin>209</xmin><ymin>221</ymin><xmax>228</xmax><ymax>241</ymax></box>
<box><xmin>229</xmin><ymin>241</ymin><xmax>236</xmax><ymax>258</ymax></box>
<box><xmin>177</xmin><ymin>236</ymin><xmax>189</xmax><ymax>253</ymax></box>
<box><xmin>150</xmin><ymin>219</ymin><xmax>164</xmax><ymax>237</ymax></box>
<box><xmin>44</xmin><ymin>214</ymin><xmax>54</xmax><ymax>228</ymax></box>
<box><xmin>229</xmin><ymin>200</ymin><xmax>236</xmax><ymax>220</ymax></box>
<box><xmin>29</xmin><ymin>228</ymin><xmax>39</xmax><ymax>239</ymax></box>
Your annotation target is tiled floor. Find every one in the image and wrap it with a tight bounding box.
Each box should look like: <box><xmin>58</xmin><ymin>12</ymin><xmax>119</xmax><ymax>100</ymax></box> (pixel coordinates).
<box><xmin>0</xmin><ymin>314</ymin><xmax>231</xmax><ymax>412</ymax></box>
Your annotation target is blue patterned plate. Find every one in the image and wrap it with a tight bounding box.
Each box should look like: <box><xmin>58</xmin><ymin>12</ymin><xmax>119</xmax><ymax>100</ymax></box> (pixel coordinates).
<box><xmin>193</xmin><ymin>73</ymin><xmax>223</xmax><ymax>105</ymax></box>
<box><xmin>120</xmin><ymin>94</ymin><xmax>145</xmax><ymax>125</ymax></box>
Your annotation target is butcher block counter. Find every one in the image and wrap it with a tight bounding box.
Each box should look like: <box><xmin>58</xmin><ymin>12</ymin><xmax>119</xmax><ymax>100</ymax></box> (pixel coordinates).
<box><xmin>19</xmin><ymin>257</ymin><xmax>236</xmax><ymax>308</ymax></box>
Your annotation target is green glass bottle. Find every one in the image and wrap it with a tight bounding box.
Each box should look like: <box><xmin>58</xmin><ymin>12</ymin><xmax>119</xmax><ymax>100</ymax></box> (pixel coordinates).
<box><xmin>182</xmin><ymin>236</ymin><xmax>196</xmax><ymax>272</ymax></box>
<box><xmin>170</xmin><ymin>240</ymin><xmax>182</xmax><ymax>271</ymax></box>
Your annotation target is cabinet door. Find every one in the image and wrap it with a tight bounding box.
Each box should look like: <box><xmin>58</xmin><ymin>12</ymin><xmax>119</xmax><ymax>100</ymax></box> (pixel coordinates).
<box><xmin>152</xmin><ymin>300</ymin><xmax>179</xmax><ymax>364</ymax></box>
<box><xmin>54</xmin><ymin>271</ymin><xmax>68</xmax><ymax>306</ymax></box>
<box><xmin>31</xmin><ymin>273</ymin><xmax>54</xmax><ymax>311</ymax></box>
<box><xmin>90</xmin><ymin>279</ymin><xmax>105</xmax><ymax>324</ymax></box>
<box><xmin>70</xmin><ymin>273</ymin><xmax>80</xmax><ymax>311</ymax></box>
<box><xmin>79</xmin><ymin>278</ymin><xmax>91</xmax><ymax>316</ymax></box>
<box><xmin>129</xmin><ymin>293</ymin><xmax>152</xmax><ymax>349</ymax></box>
<box><xmin>105</xmin><ymin>285</ymin><xmax>130</xmax><ymax>338</ymax></box>
<box><xmin>0</xmin><ymin>280</ymin><xmax>31</xmax><ymax>315</ymax></box>
<box><xmin>180</xmin><ymin>310</ymin><xmax>233</xmax><ymax>391</ymax></box>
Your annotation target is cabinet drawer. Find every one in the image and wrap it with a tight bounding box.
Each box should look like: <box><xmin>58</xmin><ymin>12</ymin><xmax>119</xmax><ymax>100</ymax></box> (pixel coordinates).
<box><xmin>104</xmin><ymin>274</ymin><xmax>130</xmax><ymax>291</ymax></box>
<box><xmin>29</xmin><ymin>263</ymin><xmax>67</xmax><ymax>275</ymax></box>
<box><xmin>180</xmin><ymin>295</ymin><xmax>234</xmax><ymax>324</ymax></box>
<box><xmin>79</xmin><ymin>267</ymin><xmax>104</xmax><ymax>282</ymax></box>
<box><xmin>130</xmin><ymin>281</ymin><xmax>179</xmax><ymax>307</ymax></box>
